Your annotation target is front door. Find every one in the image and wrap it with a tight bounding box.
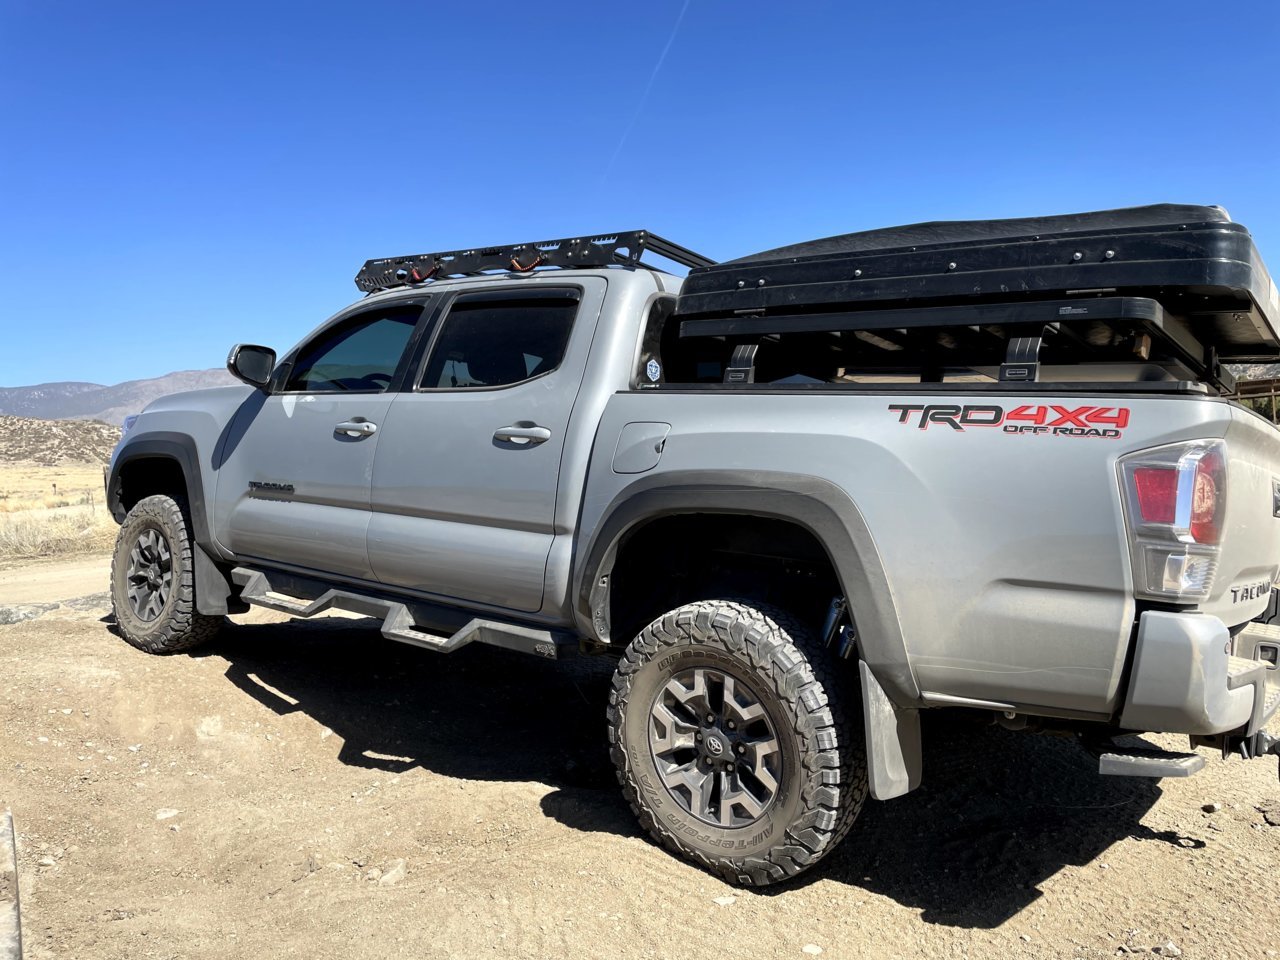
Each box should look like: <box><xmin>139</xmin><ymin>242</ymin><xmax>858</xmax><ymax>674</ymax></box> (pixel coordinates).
<box><xmin>367</xmin><ymin>281</ymin><xmax>603</xmax><ymax>612</ymax></box>
<box><xmin>213</xmin><ymin>301</ymin><xmax>426</xmax><ymax>580</ymax></box>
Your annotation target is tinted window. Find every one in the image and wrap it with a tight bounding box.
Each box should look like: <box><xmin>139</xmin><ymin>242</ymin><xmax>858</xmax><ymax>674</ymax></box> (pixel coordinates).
<box><xmin>420</xmin><ymin>299</ymin><xmax>577</xmax><ymax>390</ymax></box>
<box><xmin>285</xmin><ymin>307</ymin><xmax>420</xmax><ymax>393</ymax></box>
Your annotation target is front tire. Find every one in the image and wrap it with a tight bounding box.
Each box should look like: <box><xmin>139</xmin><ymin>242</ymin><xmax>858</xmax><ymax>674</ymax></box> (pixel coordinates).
<box><xmin>608</xmin><ymin>599</ymin><xmax>867</xmax><ymax>886</ymax></box>
<box><xmin>110</xmin><ymin>494</ymin><xmax>223</xmax><ymax>654</ymax></box>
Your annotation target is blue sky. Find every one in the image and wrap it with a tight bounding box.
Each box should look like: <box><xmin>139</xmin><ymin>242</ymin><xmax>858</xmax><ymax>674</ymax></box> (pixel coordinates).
<box><xmin>2</xmin><ymin>1</ymin><xmax>1278</xmax><ymax>386</ymax></box>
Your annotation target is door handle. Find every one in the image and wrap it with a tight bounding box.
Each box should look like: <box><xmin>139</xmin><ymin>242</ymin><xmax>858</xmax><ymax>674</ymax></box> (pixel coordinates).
<box><xmin>335</xmin><ymin>419</ymin><xmax>378</xmax><ymax>438</ymax></box>
<box><xmin>493</xmin><ymin>424</ymin><xmax>552</xmax><ymax>445</ymax></box>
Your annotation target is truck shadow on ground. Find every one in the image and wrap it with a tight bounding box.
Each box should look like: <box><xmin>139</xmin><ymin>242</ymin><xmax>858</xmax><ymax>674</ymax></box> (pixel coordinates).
<box><xmin>203</xmin><ymin>616</ymin><xmax>1200</xmax><ymax>929</ymax></box>
<box><xmin>205</xmin><ymin>617</ymin><xmax>622</xmax><ymax>786</ymax></box>
<box><xmin>798</xmin><ymin>733</ymin><xmax>1199</xmax><ymax>928</ymax></box>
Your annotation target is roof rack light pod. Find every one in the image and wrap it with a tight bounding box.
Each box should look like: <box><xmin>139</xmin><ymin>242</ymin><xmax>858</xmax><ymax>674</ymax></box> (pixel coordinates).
<box><xmin>355</xmin><ymin>231</ymin><xmax>715</xmax><ymax>293</ymax></box>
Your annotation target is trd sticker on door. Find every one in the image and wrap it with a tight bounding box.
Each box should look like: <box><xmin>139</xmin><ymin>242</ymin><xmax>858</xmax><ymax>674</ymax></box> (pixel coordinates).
<box><xmin>888</xmin><ymin>404</ymin><xmax>1131</xmax><ymax>438</ymax></box>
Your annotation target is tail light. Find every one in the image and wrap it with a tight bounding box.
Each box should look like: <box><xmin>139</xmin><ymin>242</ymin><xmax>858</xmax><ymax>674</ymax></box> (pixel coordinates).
<box><xmin>1120</xmin><ymin>440</ymin><xmax>1228</xmax><ymax>601</ymax></box>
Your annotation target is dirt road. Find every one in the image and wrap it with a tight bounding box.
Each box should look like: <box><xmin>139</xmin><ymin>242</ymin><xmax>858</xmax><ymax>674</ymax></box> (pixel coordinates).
<box><xmin>2</xmin><ymin>557</ymin><xmax>1278</xmax><ymax>960</ymax></box>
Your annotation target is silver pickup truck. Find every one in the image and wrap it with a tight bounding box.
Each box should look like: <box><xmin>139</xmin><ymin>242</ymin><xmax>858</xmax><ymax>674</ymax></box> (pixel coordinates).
<box><xmin>106</xmin><ymin>205</ymin><xmax>1280</xmax><ymax>886</ymax></box>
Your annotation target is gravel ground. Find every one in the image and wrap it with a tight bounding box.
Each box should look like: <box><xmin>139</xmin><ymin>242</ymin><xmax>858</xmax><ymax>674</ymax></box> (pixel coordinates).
<box><xmin>1</xmin><ymin>561</ymin><xmax>1278</xmax><ymax>960</ymax></box>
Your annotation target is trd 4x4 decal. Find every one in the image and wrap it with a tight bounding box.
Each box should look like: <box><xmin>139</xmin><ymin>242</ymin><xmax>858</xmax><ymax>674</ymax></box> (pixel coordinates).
<box><xmin>888</xmin><ymin>404</ymin><xmax>1130</xmax><ymax>438</ymax></box>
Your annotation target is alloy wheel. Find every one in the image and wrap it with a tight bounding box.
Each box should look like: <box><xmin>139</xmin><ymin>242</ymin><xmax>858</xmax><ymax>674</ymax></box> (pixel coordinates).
<box><xmin>647</xmin><ymin>666</ymin><xmax>782</xmax><ymax>828</ymax></box>
<box><xmin>125</xmin><ymin>528</ymin><xmax>173</xmax><ymax>622</ymax></box>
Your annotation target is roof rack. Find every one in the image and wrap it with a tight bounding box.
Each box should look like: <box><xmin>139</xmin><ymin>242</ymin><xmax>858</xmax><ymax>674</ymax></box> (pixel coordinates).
<box><xmin>355</xmin><ymin>230</ymin><xmax>715</xmax><ymax>293</ymax></box>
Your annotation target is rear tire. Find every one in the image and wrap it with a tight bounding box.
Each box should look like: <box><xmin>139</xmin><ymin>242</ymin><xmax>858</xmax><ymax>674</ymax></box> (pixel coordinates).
<box><xmin>607</xmin><ymin>599</ymin><xmax>866</xmax><ymax>886</ymax></box>
<box><xmin>109</xmin><ymin>494</ymin><xmax>223</xmax><ymax>654</ymax></box>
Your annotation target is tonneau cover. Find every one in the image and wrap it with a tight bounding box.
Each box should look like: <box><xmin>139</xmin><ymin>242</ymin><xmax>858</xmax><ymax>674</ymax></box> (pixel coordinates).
<box><xmin>676</xmin><ymin>204</ymin><xmax>1280</xmax><ymax>359</ymax></box>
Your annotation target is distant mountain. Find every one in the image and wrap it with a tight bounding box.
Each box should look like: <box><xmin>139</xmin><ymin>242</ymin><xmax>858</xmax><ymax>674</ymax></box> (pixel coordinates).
<box><xmin>1229</xmin><ymin>363</ymin><xmax>1280</xmax><ymax>382</ymax></box>
<box><xmin>0</xmin><ymin>369</ymin><xmax>237</xmax><ymax>425</ymax></box>
<box><xmin>0</xmin><ymin>416</ymin><xmax>121</xmax><ymax>465</ymax></box>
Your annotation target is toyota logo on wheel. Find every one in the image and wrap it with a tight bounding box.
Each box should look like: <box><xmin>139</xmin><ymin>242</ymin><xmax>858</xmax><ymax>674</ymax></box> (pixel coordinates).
<box><xmin>705</xmin><ymin>736</ymin><xmax>725</xmax><ymax>756</ymax></box>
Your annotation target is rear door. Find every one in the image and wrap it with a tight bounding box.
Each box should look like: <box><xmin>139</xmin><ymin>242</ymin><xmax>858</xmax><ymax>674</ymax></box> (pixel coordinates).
<box><xmin>213</xmin><ymin>300</ymin><xmax>428</xmax><ymax>580</ymax></box>
<box><xmin>367</xmin><ymin>281</ymin><xmax>604</xmax><ymax>612</ymax></box>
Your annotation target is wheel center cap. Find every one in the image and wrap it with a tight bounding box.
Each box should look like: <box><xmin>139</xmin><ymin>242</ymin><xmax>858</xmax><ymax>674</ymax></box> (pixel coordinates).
<box><xmin>703</xmin><ymin>732</ymin><xmax>727</xmax><ymax>758</ymax></box>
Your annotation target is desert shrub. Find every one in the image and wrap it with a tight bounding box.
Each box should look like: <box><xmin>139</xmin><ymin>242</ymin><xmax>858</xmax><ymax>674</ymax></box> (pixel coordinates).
<box><xmin>0</xmin><ymin>508</ymin><xmax>117</xmax><ymax>560</ymax></box>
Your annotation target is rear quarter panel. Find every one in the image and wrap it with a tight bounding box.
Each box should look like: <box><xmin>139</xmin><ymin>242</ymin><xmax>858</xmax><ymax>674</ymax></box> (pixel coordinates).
<box><xmin>580</xmin><ymin>390</ymin><xmax>1238</xmax><ymax>718</ymax></box>
<box><xmin>1201</xmin><ymin>404</ymin><xmax>1280</xmax><ymax>627</ymax></box>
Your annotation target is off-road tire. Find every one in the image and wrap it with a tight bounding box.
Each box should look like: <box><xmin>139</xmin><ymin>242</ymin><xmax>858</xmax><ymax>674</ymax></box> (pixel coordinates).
<box><xmin>110</xmin><ymin>494</ymin><xmax>223</xmax><ymax>654</ymax></box>
<box><xmin>608</xmin><ymin>599</ymin><xmax>867</xmax><ymax>886</ymax></box>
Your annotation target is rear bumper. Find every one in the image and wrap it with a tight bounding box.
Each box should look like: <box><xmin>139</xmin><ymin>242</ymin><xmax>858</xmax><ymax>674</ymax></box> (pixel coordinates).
<box><xmin>1233</xmin><ymin>622</ymin><xmax>1280</xmax><ymax>736</ymax></box>
<box><xmin>1119</xmin><ymin>612</ymin><xmax>1280</xmax><ymax>736</ymax></box>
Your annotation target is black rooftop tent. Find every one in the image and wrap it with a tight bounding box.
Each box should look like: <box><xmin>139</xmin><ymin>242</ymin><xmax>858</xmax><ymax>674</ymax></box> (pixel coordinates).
<box><xmin>664</xmin><ymin>204</ymin><xmax>1280</xmax><ymax>390</ymax></box>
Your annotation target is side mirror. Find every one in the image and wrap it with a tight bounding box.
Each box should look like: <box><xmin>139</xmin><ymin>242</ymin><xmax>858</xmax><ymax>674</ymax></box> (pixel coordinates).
<box><xmin>227</xmin><ymin>344</ymin><xmax>277</xmax><ymax>388</ymax></box>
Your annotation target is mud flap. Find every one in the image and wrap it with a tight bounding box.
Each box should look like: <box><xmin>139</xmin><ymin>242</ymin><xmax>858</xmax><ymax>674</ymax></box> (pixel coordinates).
<box><xmin>193</xmin><ymin>546</ymin><xmax>246</xmax><ymax>616</ymax></box>
<box><xmin>859</xmin><ymin>661</ymin><xmax>922</xmax><ymax>800</ymax></box>
<box><xmin>0</xmin><ymin>811</ymin><xmax>20</xmax><ymax>960</ymax></box>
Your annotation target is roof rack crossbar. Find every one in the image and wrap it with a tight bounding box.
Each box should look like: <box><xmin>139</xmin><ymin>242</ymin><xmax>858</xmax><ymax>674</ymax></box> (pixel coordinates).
<box><xmin>355</xmin><ymin>230</ymin><xmax>714</xmax><ymax>293</ymax></box>
<box><xmin>642</xmin><ymin>234</ymin><xmax>716</xmax><ymax>271</ymax></box>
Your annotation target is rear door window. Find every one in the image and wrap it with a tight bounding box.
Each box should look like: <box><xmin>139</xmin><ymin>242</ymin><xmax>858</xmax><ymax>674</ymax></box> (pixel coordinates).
<box><xmin>418</xmin><ymin>296</ymin><xmax>579</xmax><ymax>390</ymax></box>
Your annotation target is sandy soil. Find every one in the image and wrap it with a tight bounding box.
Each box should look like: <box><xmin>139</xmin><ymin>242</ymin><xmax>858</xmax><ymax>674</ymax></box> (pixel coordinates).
<box><xmin>1</xmin><ymin>557</ymin><xmax>1278</xmax><ymax>960</ymax></box>
<box><xmin>0</xmin><ymin>557</ymin><xmax>110</xmax><ymax>605</ymax></box>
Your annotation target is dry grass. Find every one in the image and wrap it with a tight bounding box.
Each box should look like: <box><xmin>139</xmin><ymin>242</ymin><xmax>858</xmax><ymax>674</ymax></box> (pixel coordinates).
<box><xmin>0</xmin><ymin>507</ymin><xmax>117</xmax><ymax>561</ymax></box>
<box><xmin>0</xmin><ymin>462</ymin><xmax>117</xmax><ymax>561</ymax></box>
<box><xmin>0</xmin><ymin>461</ymin><xmax>105</xmax><ymax>503</ymax></box>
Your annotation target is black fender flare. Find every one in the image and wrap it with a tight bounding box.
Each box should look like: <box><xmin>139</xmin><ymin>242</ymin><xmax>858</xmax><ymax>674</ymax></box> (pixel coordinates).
<box><xmin>107</xmin><ymin>432</ymin><xmax>235</xmax><ymax>616</ymax></box>
<box><xmin>572</xmin><ymin>469</ymin><xmax>920</xmax><ymax>706</ymax></box>
<box><xmin>108</xmin><ymin>433</ymin><xmax>206</xmax><ymax>535</ymax></box>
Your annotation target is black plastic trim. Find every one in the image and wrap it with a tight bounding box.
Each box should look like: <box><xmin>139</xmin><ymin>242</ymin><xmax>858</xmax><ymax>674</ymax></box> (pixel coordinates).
<box><xmin>108</xmin><ymin>434</ymin><xmax>205</xmax><ymax>535</ymax></box>
<box><xmin>452</xmin><ymin>287</ymin><xmax>583</xmax><ymax>305</ymax></box>
<box><xmin>631</xmin><ymin>292</ymin><xmax>677</xmax><ymax>389</ymax></box>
